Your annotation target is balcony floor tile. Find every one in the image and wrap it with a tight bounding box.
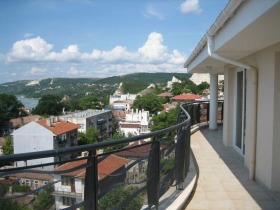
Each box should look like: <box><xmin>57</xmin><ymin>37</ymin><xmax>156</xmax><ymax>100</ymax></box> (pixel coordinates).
<box><xmin>184</xmin><ymin>125</ymin><xmax>280</xmax><ymax>210</ymax></box>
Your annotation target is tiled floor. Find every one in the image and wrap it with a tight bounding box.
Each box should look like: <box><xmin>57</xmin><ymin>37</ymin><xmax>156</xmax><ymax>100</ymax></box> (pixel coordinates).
<box><xmin>184</xmin><ymin>126</ymin><xmax>280</xmax><ymax>210</ymax></box>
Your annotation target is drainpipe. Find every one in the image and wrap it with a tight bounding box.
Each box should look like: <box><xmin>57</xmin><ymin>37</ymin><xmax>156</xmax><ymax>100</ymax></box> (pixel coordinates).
<box><xmin>207</xmin><ymin>35</ymin><xmax>258</xmax><ymax>180</ymax></box>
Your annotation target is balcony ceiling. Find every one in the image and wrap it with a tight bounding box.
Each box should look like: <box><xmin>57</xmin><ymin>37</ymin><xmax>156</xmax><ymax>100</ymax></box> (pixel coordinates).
<box><xmin>186</xmin><ymin>1</ymin><xmax>280</xmax><ymax>74</ymax></box>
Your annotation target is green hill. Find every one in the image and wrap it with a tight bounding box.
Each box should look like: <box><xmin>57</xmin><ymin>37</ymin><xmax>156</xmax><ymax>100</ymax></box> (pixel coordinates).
<box><xmin>0</xmin><ymin>72</ymin><xmax>191</xmax><ymax>99</ymax></box>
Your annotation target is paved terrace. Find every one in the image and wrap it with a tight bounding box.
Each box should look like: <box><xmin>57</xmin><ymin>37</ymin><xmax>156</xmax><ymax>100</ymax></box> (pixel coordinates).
<box><xmin>184</xmin><ymin>125</ymin><xmax>280</xmax><ymax>210</ymax></box>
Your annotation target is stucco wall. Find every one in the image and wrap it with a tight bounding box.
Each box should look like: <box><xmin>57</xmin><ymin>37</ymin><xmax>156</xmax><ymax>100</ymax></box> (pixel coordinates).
<box><xmin>13</xmin><ymin>122</ymin><xmax>54</xmax><ymax>170</ymax></box>
<box><xmin>243</xmin><ymin>43</ymin><xmax>280</xmax><ymax>190</ymax></box>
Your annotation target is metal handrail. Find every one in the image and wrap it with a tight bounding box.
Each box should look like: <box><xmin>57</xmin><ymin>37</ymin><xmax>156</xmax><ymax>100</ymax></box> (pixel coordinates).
<box><xmin>0</xmin><ymin>101</ymin><xmax>223</xmax><ymax>210</ymax></box>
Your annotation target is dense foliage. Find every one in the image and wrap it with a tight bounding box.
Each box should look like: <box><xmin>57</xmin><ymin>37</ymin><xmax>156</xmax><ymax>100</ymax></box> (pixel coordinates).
<box><xmin>0</xmin><ymin>73</ymin><xmax>191</xmax><ymax>99</ymax></box>
<box><xmin>32</xmin><ymin>187</ymin><xmax>54</xmax><ymax>210</ymax></box>
<box><xmin>103</xmin><ymin>132</ymin><xmax>128</xmax><ymax>153</ymax></box>
<box><xmin>78</xmin><ymin>127</ymin><xmax>100</xmax><ymax>145</ymax></box>
<box><xmin>98</xmin><ymin>186</ymin><xmax>143</xmax><ymax>210</ymax></box>
<box><xmin>121</xmin><ymin>82</ymin><xmax>149</xmax><ymax>94</ymax></box>
<box><xmin>33</xmin><ymin>94</ymin><xmax>63</xmax><ymax>115</ymax></box>
<box><xmin>170</xmin><ymin>79</ymin><xmax>210</xmax><ymax>95</ymax></box>
<box><xmin>79</xmin><ymin>95</ymin><xmax>102</xmax><ymax>110</ymax></box>
<box><xmin>0</xmin><ymin>93</ymin><xmax>26</xmax><ymax>122</ymax></box>
<box><xmin>133</xmin><ymin>94</ymin><xmax>163</xmax><ymax>114</ymax></box>
<box><xmin>2</xmin><ymin>136</ymin><xmax>13</xmax><ymax>155</ymax></box>
<box><xmin>0</xmin><ymin>199</ymin><xmax>30</xmax><ymax>210</ymax></box>
<box><xmin>150</xmin><ymin>108</ymin><xmax>178</xmax><ymax>133</ymax></box>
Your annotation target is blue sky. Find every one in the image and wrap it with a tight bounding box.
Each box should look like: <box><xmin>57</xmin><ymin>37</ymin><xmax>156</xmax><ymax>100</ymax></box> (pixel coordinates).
<box><xmin>0</xmin><ymin>0</ymin><xmax>228</xmax><ymax>84</ymax></box>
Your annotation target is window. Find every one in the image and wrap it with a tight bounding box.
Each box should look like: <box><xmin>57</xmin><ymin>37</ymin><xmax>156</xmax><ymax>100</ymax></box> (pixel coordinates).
<box><xmin>61</xmin><ymin>176</ymin><xmax>73</xmax><ymax>186</ymax></box>
<box><xmin>62</xmin><ymin>197</ymin><xmax>76</xmax><ymax>206</ymax></box>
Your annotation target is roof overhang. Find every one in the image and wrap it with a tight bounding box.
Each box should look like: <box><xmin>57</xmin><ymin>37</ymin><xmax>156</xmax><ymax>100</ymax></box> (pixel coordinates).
<box><xmin>185</xmin><ymin>0</ymin><xmax>280</xmax><ymax>74</ymax></box>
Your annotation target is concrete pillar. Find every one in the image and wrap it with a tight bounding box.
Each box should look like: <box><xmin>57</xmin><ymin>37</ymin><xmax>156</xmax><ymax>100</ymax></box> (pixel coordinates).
<box><xmin>209</xmin><ymin>74</ymin><xmax>218</xmax><ymax>130</ymax></box>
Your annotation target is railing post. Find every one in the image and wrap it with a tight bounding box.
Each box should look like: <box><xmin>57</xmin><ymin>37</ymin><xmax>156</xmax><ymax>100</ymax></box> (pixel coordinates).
<box><xmin>196</xmin><ymin>104</ymin><xmax>201</xmax><ymax>124</ymax></box>
<box><xmin>84</xmin><ymin>149</ymin><xmax>98</xmax><ymax>210</ymax></box>
<box><xmin>206</xmin><ymin>102</ymin><xmax>210</xmax><ymax>122</ymax></box>
<box><xmin>147</xmin><ymin>140</ymin><xmax>160</xmax><ymax>209</ymax></box>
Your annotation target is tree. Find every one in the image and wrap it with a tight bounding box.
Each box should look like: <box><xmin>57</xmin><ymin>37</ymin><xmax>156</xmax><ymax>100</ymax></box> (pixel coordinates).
<box><xmin>0</xmin><ymin>199</ymin><xmax>30</xmax><ymax>210</ymax></box>
<box><xmin>33</xmin><ymin>95</ymin><xmax>63</xmax><ymax>116</ymax></box>
<box><xmin>133</xmin><ymin>94</ymin><xmax>163</xmax><ymax>114</ymax></box>
<box><xmin>103</xmin><ymin>132</ymin><xmax>128</xmax><ymax>153</ymax></box>
<box><xmin>98</xmin><ymin>186</ymin><xmax>143</xmax><ymax>210</ymax></box>
<box><xmin>197</xmin><ymin>81</ymin><xmax>210</xmax><ymax>95</ymax></box>
<box><xmin>0</xmin><ymin>93</ymin><xmax>25</xmax><ymax>122</ymax></box>
<box><xmin>2</xmin><ymin>136</ymin><xmax>13</xmax><ymax>155</ymax></box>
<box><xmin>151</xmin><ymin>107</ymin><xmax>178</xmax><ymax>134</ymax></box>
<box><xmin>33</xmin><ymin>187</ymin><xmax>54</xmax><ymax>210</ymax></box>
<box><xmin>78</xmin><ymin>127</ymin><xmax>100</xmax><ymax>145</ymax></box>
<box><xmin>79</xmin><ymin>96</ymin><xmax>102</xmax><ymax>110</ymax></box>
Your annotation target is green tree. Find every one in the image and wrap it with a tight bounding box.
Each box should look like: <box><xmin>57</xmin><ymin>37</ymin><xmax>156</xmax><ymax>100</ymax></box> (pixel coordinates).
<box><xmin>0</xmin><ymin>93</ymin><xmax>25</xmax><ymax>122</ymax></box>
<box><xmin>0</xmin><ymin>199</ymin><xmax>30</xmax><ymax>210</ymax></box>
<box><xmin>197</xmin><ymin>81</ymin><xmax>210</xmax><ymax>95</ymax></box>
<box><xmin>33</xmin><ymin>94</ymin><xmax>63</xmax><ymax>116</ymax></box>
<box><xmin>32</xmin><ymin>187</ymin><xmax>54</xmax><ymax>210</ymax></box>
<box><xmin>2</xmin><ymin>136</ymin><xmax>13</xmax><ymax>155</ymax></box>
<box><xmin>103</xmin><ymin>132</ymin><xmax>128</xmax><ymax>153</ymax></box>
<box><xmin>79</xmin><ymin>96</ymin><xmax>102</xmax><ymax>110</ymax></box>
<box><xmin>78</xmin><ymin>127</ymin><xmax>100</xmax><ymax>145</ymax></box>
<box><xmin>99</xmin><ymin>186</ymin><xmax>143</xmax><ymax>210</ymax></box>
<box><xmin>133</xmin><ymin>94</ymin><xmax>163</xmax><ymax>114</ymax></box>
<box><xmin>151</xmin><ymin>108</ymin><xmax>178</xmax><ymax>133</ymax></box>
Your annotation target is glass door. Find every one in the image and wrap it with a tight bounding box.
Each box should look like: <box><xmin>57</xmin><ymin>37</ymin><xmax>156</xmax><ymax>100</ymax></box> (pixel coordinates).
<box><xmin>234</xmin><ymin>70</ymin><xmax>246</xmax><ymax>155</ymax></box>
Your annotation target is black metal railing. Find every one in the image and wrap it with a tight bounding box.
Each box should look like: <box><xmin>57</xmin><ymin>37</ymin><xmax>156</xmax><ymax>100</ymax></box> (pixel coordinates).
<box><xmin>0</xmin><ymin>101</ymin><xmax>223</xmax><ymax>210</ymax></box>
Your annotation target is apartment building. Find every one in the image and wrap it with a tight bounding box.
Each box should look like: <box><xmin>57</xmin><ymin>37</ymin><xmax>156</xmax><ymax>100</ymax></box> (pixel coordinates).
<box><xmin>60</xmin><ymin>109</ymin><xmax>113</xmax><ymax>141</ymax></box>
<box><xmin>53</xmin><ymin>155</ymin><xmax>129</xmax><ymax>210</ymax></box>
<box><xmin>13</xmin><ymin>118</ymin><xmax>79</xmax><ymax>170</ymax></box>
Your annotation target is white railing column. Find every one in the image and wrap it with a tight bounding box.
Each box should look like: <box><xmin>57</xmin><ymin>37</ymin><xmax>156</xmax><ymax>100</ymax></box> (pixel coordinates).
<box><xmin>209</xmin><ymin>74</ymin><xmax>218</xmax><ymax>129</ymax></box>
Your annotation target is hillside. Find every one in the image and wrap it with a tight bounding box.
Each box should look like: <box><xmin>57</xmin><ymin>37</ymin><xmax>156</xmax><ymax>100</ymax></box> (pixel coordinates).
<box><xmin>0</xmin><ymin>72</ymin><xmax>191</xmax><ymax>99</ymax></box>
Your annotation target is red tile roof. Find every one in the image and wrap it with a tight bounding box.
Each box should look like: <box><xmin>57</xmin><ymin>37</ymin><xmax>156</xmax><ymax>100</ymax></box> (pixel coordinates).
<box><xmin>120</xmin><ymin>123</ymin><xmax>141</xmax><ymax>128</ymax></box>
<box><xmin>54</xmin><ymin>155</ymin><xmax>129</xmax><ymax>180</ymax></box>
<box><xmin>116</xmin><ymin>141</ymin><xmax>152</xmax><ymax>158</ymax></box>
<box><xmin>10</xmin><ymin>115</ymin><xmax>41</xmax><ymax>127</ymax></box>
<box><xmin>172</xmin><ymin>93</ymin><xmax>202</xmax><ymax>101</ymax></box>
<box><xmin>157</xmin><ymin>92</ymin><xmax>173</xmax><ymax>97</ymax></box>
<box><xmin>10</xmin><ymin>171</ymin><xmax>53</xmax><ymax>181</ymax></box>
<box><xmin>36</xmin><ymin>118</ymin><xmax>79</xmax><ymax>135</ymax></box>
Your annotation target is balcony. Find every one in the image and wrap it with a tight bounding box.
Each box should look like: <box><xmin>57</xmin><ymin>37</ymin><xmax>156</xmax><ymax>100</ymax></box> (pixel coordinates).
<box><xmin>2</xmin><ymin>101</ymin><xmax>279</xmax><ymax>209</ymax></box>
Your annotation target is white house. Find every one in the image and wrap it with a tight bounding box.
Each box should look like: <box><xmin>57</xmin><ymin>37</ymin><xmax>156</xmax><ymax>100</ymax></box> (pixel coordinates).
<box><xmin>60</xmin><ymin>109</ymin><xmax>113</xmax><ymax>141</ymax></box>
<box><xmin>109</xmin><ymin>93</ymin><xmax>137</xmax><ymax>106</ymax></box>
<box><xmin>184</xmin><ymin>0</ymin><xmax>280</xmax><ymax>196</ymax></box>
<box><xmin>13</xmin><ymin>118</ymin><xmax>79</xmax><ymax>170</ymax></box>
<box><xmin>119</xmin><ymin>109</ymin><xmax>150</xmax><ymax>137</ymax></box>
<box><xmin>53</xmin><ymin>155</ymin><xmax>129</xmax><ymax>210</ymax></box>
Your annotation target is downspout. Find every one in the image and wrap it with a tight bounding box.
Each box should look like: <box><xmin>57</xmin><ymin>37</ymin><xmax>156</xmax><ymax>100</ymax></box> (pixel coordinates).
<box><xmin>207</xmin><ymin>35</ymin><xmax>258</xmax><ymax>180</ymax></box>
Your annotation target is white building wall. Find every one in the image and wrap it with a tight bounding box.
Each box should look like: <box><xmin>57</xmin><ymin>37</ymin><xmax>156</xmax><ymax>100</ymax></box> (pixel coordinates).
<box><xmin>13</xmin><ymin>122</ymin><xmax>54</xmax><ymax>170</ymax></box>
<box><xmin>223</xmin><ymin>43</ymin><xmax>280</xmax><ymax>191</ymax></box>
<box><xmin>126</xmin><ymin>109</ymin><xmax>149</xmax><ymax>126</ymax></box>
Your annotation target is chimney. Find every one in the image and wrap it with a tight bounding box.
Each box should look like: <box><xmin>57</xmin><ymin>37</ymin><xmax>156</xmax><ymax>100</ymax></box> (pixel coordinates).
<box><xmin>46</xmin><ymin>119</ymin><xmax>51</xmax><ymax>127</ymax></box>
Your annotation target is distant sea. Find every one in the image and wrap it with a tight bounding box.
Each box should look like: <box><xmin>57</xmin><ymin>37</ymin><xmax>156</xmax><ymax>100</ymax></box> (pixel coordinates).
<box><xmin>17</xmin><ymin>96</ymin><xmax>39</xmax><ymax>109</ymax></box>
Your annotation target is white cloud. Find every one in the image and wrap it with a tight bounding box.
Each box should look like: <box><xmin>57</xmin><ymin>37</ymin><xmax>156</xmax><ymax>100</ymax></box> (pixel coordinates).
<box><xmin>5</xmin><ymin>32</ymin><xmax>186</xmax><ymax>80</ymax></box>
<box><xmin>68</xmin><ymin>66</ymin><xmax>86</xmax><ymax>76</ymax></box>
<box><xmin>144</xmin><ymin>4</ymin><xmax>164</xmax><ymax>20</ymax></box>
<box><xmin>24</xmin><ymin>33</ymin><xmax>33</xmax><ymax>38</ymax></box>
<box><xmin>7</xmin><ymin>36</ymin><xmax>53</xmax><ymax>62</ymax></box>
<box><xmin>31</xmin><ymin>67</ymin><xmax>47</xmax><ymax>74</ymax></box>
<box><xmin>180</xmin><ymin>0</ymin><xmax>202</xmax><ymax>14</ymax></box>
<box><xmin>138</xmin><ymin>32</ymin><xmax>168</xmax><ymax>62</ymax></box>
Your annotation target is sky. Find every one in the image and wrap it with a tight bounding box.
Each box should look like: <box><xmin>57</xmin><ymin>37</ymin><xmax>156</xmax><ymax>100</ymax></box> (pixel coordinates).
<box><xmin>0</xmin><ymin>0</ymin><xmax>228</xmax><ymax>84</ymax></box>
